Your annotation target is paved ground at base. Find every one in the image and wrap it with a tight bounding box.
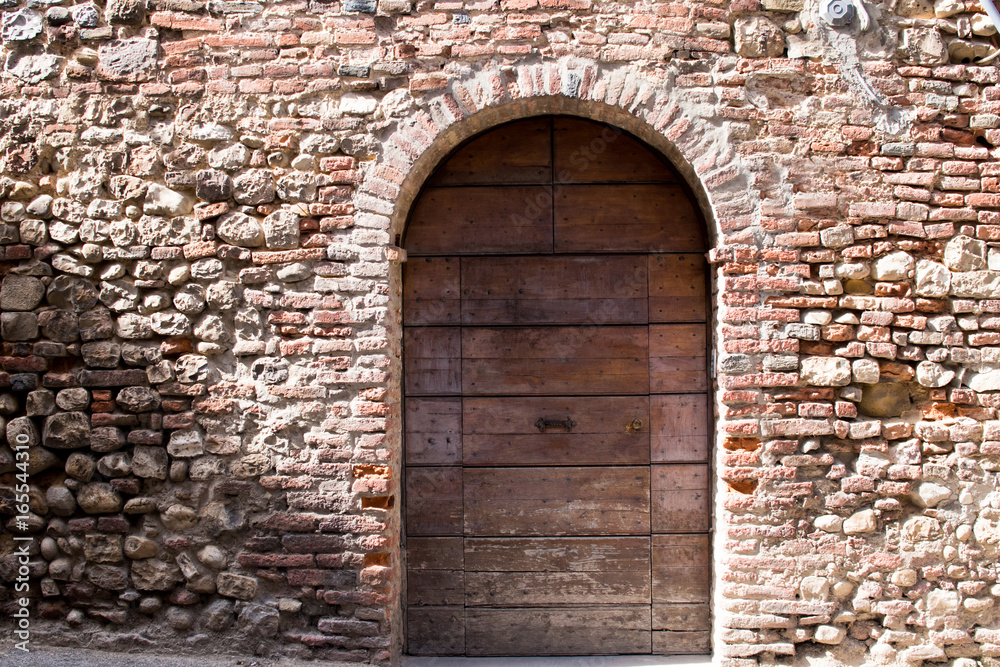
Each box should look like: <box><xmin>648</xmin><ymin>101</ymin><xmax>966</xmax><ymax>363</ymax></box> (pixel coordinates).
<box><xmin>0</xmin><ymin>646</ymin><xmax>714</xmax><ymax>666</ymax></box>
<box><xmin>403</xmin><ymin>657</ymin><xmax>713</xmax><ymax>666</ymax></box>
<box><xmin>0</xmin><ymin>646</ymin><xmax>335</xmax><ymax>667</ymax></box>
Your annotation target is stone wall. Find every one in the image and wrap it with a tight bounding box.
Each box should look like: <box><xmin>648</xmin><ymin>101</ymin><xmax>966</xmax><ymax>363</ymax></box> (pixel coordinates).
<box><xmin>3</xmin><ymin>0</ymin><xmax>1000</xmax><ymax>664</ymax></box>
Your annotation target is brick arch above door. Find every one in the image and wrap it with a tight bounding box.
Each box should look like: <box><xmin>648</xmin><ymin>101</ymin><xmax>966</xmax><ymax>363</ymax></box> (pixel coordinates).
<box><xmin>401</xmin><ymin>115</ymin><xmax>713</xmax><ymax>657</ymax></box>
<box><xmin>364</xmin><ymin>57</ymin><xmax>759</xmax><ymax>247</ymax></box>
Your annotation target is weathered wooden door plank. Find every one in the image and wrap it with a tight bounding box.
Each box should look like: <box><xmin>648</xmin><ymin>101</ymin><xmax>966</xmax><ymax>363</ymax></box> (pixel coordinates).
<box><xmin>461</xmin><ymin>255</ymin><xmax>648</xmax><ymax>325</ymax></box>
<box><xmin>464</xmin><ymin>536</ymin><xmax>650</xmax><ymax>571</ymax></box>
<box><xmin>463</xmin><ymin>396</ymin><xmax>649</xmax><ymax>466</ymax></box>
<box><xmin>406</xmin><ymin>186</ymin><xmax>554</xmax><ymax>256</ymax></box>
<box><xmin>465</xmin><ymin>606</ymin><xmax>652</xmax><ymax>656</ymax></box>
<box><xmin>403</xmin><ymin>257</ymin><xmax>461</xmax><ymax>325</ymax></box>
<box><xmin>405</xmin><ymin>398</ymin><xmax>462</xmax><ymax>466</ymax></box>
<box><xmin>651</xmin><ymin>534</ymin><xmax>711</xmax><ymax>603</ymax></box>
<box><xmin>464</xmin><ymin>467</ymin><xmax>651</xmax><ymax>536</ymax></box>
<box><xmin>649</xmin><ymin>324</ymin><xmax>708</xmax><ymax>393</ymax></box>
<box><xmin>403</xmin><ymin>327</ymin><xmax>462</xmax><ymax>396</ymax></box>
<box><xmin>555</xmin><ymin>184</ymin><xmax>703</xmax><ymax>254</ymax></box>
<box><xmin>427</xmin><ymin>117</ymin><xmax>553</xmax><ymax>186</ymax></box>
<box><xmin>462</xmin><ymin>326</ymin><xmax>649</xmax><ymax>396</ymax></box>
<box><xmin>405</xmin><ymin>467</ymin><xmax>463</xmax><ymax>536</ymax></box>
<box><xmin>651</xmin><ymin>394</ymin><xmax>710</xmax><ymax>463</ymax></box>
<box><xmin>651</xmin><ymin>464</ymin><xmax>711</xmax><ymax>533</ymax></box>
<box><xmin>553</xmin><ymin>117</ymin><xmax>681</xmax><ymax>184</ymax></box>
<box><xmin>407</xmin><ymin>607</ymin><xmax>465</xmax><ymax>655</ymax></box>
<box><xmin>649</xmin><ymin>254</ymin><xmax>708</xmax><ymax>323</ymax></box>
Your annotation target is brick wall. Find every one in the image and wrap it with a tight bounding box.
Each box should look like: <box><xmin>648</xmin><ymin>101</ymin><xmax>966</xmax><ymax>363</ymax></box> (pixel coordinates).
<box><xmin>2</xmin><ymin>0</ymin><xmax>1000</xmax><ymax>664</ymax></box>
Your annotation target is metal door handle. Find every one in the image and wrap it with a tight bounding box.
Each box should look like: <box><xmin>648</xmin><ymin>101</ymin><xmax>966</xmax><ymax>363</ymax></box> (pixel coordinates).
<box><xmin>535</xmin><ymin>417</ymin><xmax>575</xmax><ymax>432</ymax></box>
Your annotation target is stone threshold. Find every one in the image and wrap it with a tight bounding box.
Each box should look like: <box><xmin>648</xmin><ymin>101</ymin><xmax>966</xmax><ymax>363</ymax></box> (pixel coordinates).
<box><xmin>404</xmin><ymin>656</ymin><xmax>713</xmax><ymax>666</ymax></box>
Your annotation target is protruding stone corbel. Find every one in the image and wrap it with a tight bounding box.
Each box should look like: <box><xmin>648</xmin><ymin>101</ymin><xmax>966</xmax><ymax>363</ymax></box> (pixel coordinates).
<box><xmin>386</xmin><ymin>246</ymin><xmax>407</xmax><ymax>264</ymax></box>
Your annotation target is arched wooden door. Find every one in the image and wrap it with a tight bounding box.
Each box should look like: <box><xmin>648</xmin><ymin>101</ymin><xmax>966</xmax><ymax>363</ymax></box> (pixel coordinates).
<box><xmin>402</xmin><ymin>116</ymin><xmax>711</xmax><ymax>657</ymax></box>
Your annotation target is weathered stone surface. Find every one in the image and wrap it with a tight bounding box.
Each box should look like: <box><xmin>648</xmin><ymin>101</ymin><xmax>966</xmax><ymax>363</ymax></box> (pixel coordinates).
<box><xmin>175</xmin><ymin>355</ymin><xmax>210</xmax><ymax>382</ymax></box>
<box><xmin>131</xmin><ymin>445</ymin><xmax>168</xmax><ymax>479</ymax></box>
<box><xmin>915</xmin><ymin>361</ymin><xmax>954</xmax><ymax>388</ymax></box>
<box><xmin>814</xmin><ymin>625</ymin><xmax>845</xmax><ymax>645</ymax></box>
<box><xmin>168</xmin><ymin>431</ymin><xmax>205</xmax><ymax>457</ymax></box>
<box><xmin>205</xmin><ymin>281</ymin><xmax>240</xmax><ymax>310</ymax></box>
<box><xmin>88</xmin><ymin>565</ymin><xmax>129</xmax><ymax>591</ymax></box>
<box><xmin>800</xmin><ymin>357</ymin><xmax>851</xmax><ymax>386</ymax></box>
<box><xmin>105</xmin><ymin>0</ymin><xmax>144</xmax><ymax>24</ymax></box>
<box><xmin>201</xmin><ymin>599</ymin><xmax>234</xmax><ymax>631</ymax></box>
<box><xmin>2</xmin><ymin>9</ymin><xmax>43</xmax><ymax>41</ymax></box>
<box><xmin>55</xmin><ymin>388</ymin><xmax>89</xmax><ymax>411</ymax></box>
<box><xmin>194</xmin><ymin>314</ymin><xmax>230</xmax><ymax>343</ymax></box>
<box><xmin>99</xmin><ymin>280</ymin><xmax>140</xmax><ymax>312</ymax></box>
<box><xmin>190</xmin><ymin>124</ymin><xmax>234</xmax><ymax>142</ymax></box>
<box><xmin>85</xmin><ymin>534</ymin><xmax>124</xmax><ymax>563</ymax></box>
<box><xmin>238</xmin><ymin>603</ymin><xmax>279</xmax><ymax>637</ymax></box>
<box><xmin>144</xmin><ymin>184</ymin><xmax>193</xmax><ymax>217</ymax></box>
<box><xmin>1</xmin><ymin>312</ymin><xmax>38</xmax><ymax>340</ymax></box>
<box><xmin>26</xmin><ymin>389</ymin><xmax>55</xmax><ymax>417</ymax></box>
<box><xmin>96</xmin><ymin>39</ymin><xmax>158</xmax><ymax>82</ymax></box>
<box><xmin>967</xmin><ymin>371</ymin><xmax>1000</xmax><ymax>393</ymax></box>
<box><xmin>935</xmin><ymin>0</ymin><xmax>963</xmax><ymax>17</ymax></box>
<box><xmin>131</xmin><ymin>558</ymin><xmax>183</xmax><ymax>591</ymax></box>
<box><xmin>899</xmin><ymin>27</ymin><xmax>948</xmax><ymax>65</ymax></box>
<box><xmin>944</xmin><ymin>235</ymin><xmax>987</xmax><ymax>272</ymax></box>
<box><xmin>4</xmin><ymin>51</ymin><xmax>62</xmax><ymax>85</ymax></box>
<box><xmin>233</xmin><ymin>170</ymin><xmax>275</xmax><ymax>205</ymax></box>
<box><xmin>77</xmin><ymin>482</ymin><xmax>123</xmax><ymax>513</ymax></box>
<box><xmin>81</xmin><ymin>341</ymin><xmax>121</xmax><ymax>368</ymax></box>
<box><xmin>162</xmin><ymin>504</ymin><xmax>199</xmax><ymax>531</ymax></box>
<box><xmin>71</xmin><ymin>4</ymin><xmax>99</xmax><ymax>27</ymax></box>
<box><xmin>116</xmin><ymin>313</ymin><xmax>152</xmax><ymax>339</ymax></box>
<box><xmin>116</xmin><ymin>386</ymin><xmax>161</xmax><ymax>412</ymax></box>
<box><xmin>151</xmin><ymin>310</ymin><xmax>191</xmax><ymax>336</ymax></box>
<box><xmin>218</xmin><ymin>572</ymin><xmax>258</xmax><ymax>600</ymax></box>
<box><xmin>109</xmin><ymin>175</ymin><xmax>147</xmax><ymax>201</ymax></box>
<box><xmin>734</xmin><ymin>16</ymin><xmax>784</xmax><ymax>58</ymax></box>
<box><xmin>217</xmin><ymin>212</ymin><xmax>264</xmax><ymax>247</ymax></box>
<box><xmin>48</xmin><ymin>276</ymin><xmax>98</xmax><ymax>312</ymax></box>
<box><xmin>859</xmin><ymin>383</ymin><xmax>912</xmax><ymax>418</ymax></box>
<box><xmin>196</xmin><ymin>170</ymin><xmax>233</xmax><ymax>202</ymax></box>
<box><xmin>137</xmin><ymin>215</ymin><xmax>198</xmax><ymax>246</ymax></box>
<box><xmin>871</xmin><ymin>251</ymin><xmax>915</xmax><ymax>281</ymax></box>
<box><xmin>340</xmin><ymin>92</ymin><xmax>378</xmax><ymax>115</ymax></box>
<box><xmin>926</xmin><ymin>589</ymin><xmax>960</xmax><ymax>614</ymax></box>
<box><xmin>42</xmin><ymin>412</ymin><xmax>91</xmax><ymax>449</ymax></box>
<box><xmin>912</xmin><ymin>482</ymin><xmax>952</xmax><ymax>508</ymax></box>
<box><xmin>41</xmin><ymin>309</ymin><xmax>80</xmax><ymax>342</ymax></box>
<box><xmin>1</xmin><ymin>275</ymin><xmax>45</xmax><ymax>311</ymax></box>
<box><xmin>208</xmin><ymin>144</ymin><xmax>250</xmax><ymax>170</ymax></box>
<box><xmin>79</xmin><ymin>308</ymin><xmax>114</xmax><ymax>341</ymax></box>
<box><xmin>261</xmin><ymin>210</ymin><xmax>300</xmax><ymax>249</ymax></box>
<box><xmin>843</xmin><ymin>509</ymin><xmax>876</xmax><ymax>535</ymax></box>
<box><xmin>97</xmin><ymin>452</ymin><xmax>131</xmax><ymax>477</ymax></box>
<box><xmin>203</xmin><ymin>501</ymin><xmax>245</xmax><ymax>535</ymax></box>
<box><xmin>814</xmin><ymin>515</ymin><xmax>844</xmax><ymax>532</ymax></box>
<box><xmin>91</xmin><ymin>426</ymin><xmax>126</xmax><ymax>452</ymax></box>
<box><xmin>121</xmin><ymin>342</ymin><xmax>162</xmax><ymax>366</ymax></box>
<box><xmin>46</xmin><ymin>486</ymin><xmax>75</xmax><ymax>516</ymax></box>
<box><xmin>275</xmin><ymin>172</ymin><xmax>316</xmax><ymax>202</ymax></box>
<box><xmin>65</xmin><ymin>452</ymin><xmax>96</xmax><ymax>481</ymax></box>
<box><xmin>851</xmin><ymin>358</ymin><xmax>880</xmax><ymax>384</ymax></box>
<box><xmin>124</xmin><ymin>536</ymin><xmax>159</xmax><ymax>559</ymax></box>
